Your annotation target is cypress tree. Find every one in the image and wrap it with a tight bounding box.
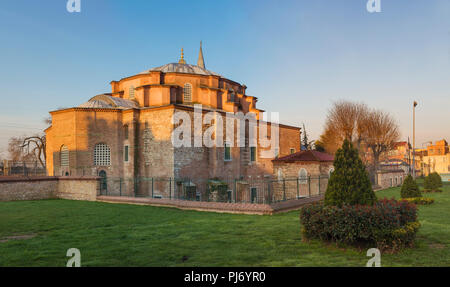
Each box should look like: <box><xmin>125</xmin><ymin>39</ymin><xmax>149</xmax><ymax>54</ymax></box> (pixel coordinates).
<box><xmin>400</xmin><ymin>175</ymin><xmax>422</xmax><ymax>198</ymax></box>
<box><xmin>324</xmin><ymin>139</ymin><xmax>376</xmax><ymax>206</ymax></box>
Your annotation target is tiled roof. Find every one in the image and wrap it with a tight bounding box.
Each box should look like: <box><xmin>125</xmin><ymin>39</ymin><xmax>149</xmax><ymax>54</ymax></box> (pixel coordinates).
<box><xmin>140</xmin><ymin>63</ymin><xmax>221</xmax><ymax>77</ymax></box>
<box><xmin>272</xmin><ymin>150</ymin><xmax>334</xmax><ymax>163</ymax></box>
<box><xmin>78</xmin><ymin>94</ymin><xmax>139</xmax><ymax>109</ymax></box>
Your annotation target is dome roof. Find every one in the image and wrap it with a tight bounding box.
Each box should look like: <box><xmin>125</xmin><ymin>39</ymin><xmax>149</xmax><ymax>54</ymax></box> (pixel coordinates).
<box><xmin>140</xmin><ymin>63</ymin><xmax>221</xmax><ymax>77</ymax></box>
<box><xmin>78</xmin><ymin>94</ymin><xmax>139</xmax><ymax>109</ymax></box>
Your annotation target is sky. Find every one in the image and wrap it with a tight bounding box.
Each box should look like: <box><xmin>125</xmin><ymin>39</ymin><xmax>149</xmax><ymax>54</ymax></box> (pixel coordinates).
<box><xmin>0</xmin><ymin>0</ymin><xmax>449</xmax><ymax>158</ymax></box>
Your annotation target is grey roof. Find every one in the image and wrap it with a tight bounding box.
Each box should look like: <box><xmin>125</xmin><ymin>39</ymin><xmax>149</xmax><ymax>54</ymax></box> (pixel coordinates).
<box><xmin>78</xmin><ymin>94</ymin><xmax>139</xmax><ymax>109</ymax></box>
<box><xmin>140</xmin><ymin>63</ymin><xmax>221</xmax><ymax>77</ymax></box>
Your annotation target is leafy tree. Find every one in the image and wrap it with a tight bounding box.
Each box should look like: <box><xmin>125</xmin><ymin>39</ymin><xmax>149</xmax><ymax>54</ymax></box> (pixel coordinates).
<box><xmin>400</xmin><ymin>175</ymin><xmax>422</xmax><ymax>198</ymax></box>
<box><xmin>324</xmin><ymin>139</ymin><xmax>376</xmax><ymax>206</ymax></box>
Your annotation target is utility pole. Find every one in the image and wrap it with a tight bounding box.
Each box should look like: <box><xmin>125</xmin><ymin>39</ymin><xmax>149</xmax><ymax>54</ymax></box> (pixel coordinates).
<box><xmin>412</xmin><ymin>101</ymin><xmax>418</xmax><ymax>178</ymax></box>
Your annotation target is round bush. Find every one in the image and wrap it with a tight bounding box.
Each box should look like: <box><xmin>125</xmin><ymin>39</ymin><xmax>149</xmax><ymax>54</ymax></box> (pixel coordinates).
<box><xmin>400</xmin><ymin>175</ymin><xmax>422</xmax><ymax>198</ymax></box>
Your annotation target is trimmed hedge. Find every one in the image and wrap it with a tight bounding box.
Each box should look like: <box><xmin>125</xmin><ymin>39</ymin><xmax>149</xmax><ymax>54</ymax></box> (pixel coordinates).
<box><xmin>401</xmin><ymin>197</ymin><xmax>434</xmax><ymax>205</ymax></box>
<box><xmin>300</xmin><ymin>198</ymin><xmax>419</xmax><ymax>252</ymax></box>
<box><xmin>424</xmin><ymin>172</ymin><xmax>443</xmax><ymax>192</ymax></box>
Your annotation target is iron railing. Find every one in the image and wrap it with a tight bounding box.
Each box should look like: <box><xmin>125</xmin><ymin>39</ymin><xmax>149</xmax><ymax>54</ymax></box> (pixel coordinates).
<box><xmin>99</xmin><ymin>175</ymin><xmax>329</xmax><ymax>204</ymax></box>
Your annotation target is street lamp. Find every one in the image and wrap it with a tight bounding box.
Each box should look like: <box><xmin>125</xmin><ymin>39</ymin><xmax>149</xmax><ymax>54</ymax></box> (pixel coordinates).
<box><xmin>412</xmin><ymin>101</ymin><xmax>418</xmax><ymax>178</ymax></box>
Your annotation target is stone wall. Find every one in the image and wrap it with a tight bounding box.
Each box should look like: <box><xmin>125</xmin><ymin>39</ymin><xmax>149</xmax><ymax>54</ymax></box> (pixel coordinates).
<box><xmin>0</xmin><ymin>176</ymin><xmax>99</xmax><ymax>202</ymax></box>
<box><xmin>376</xmin><ymin>170</ymin><xmax>406</xmax><ymax>190</ymax></box>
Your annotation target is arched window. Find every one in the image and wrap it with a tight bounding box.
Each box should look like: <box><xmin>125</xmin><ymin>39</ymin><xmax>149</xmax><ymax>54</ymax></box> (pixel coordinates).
<box><xmin>277</xmin><ymin>169</ymin><xmax>283</xmax><ymax>181</ymax></box>
<box><xmin>129</xmin><ymin>85</ymin><xmax>135</xmax><ymax>99</ymax></box>
<box><xmin>183</xmin><ymin>83</ymin><xmax>192</xmax><ymax>102</ymax></box>
<box><xmin>94</xmin><ymin>143</ymin><xmax>111</xmax><ymax>166</ymax></box>
<box><xmin>60</xmin><ymin>145</ymin><xmax>69</xmax><ymax>167</ymax></box>
<box><xmin>298</xmin><ymin>168</ymin><xmax>308</xmax><ymax>184</ymax></box>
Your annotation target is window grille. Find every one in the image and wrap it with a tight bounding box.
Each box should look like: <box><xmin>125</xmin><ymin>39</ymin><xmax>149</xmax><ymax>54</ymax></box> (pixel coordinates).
<box><xmin>184</xmin><ymin>83</ymin><xmax>192</xmax><ymax>102</ymax></box>
<box><xmin>61</xmin><ymin>145</ymin><xmax>69</xmax><ymax>167</ymax></box>
<box><xmin>94</xmin><ymin>143</ymin><xmax>111</xmax><ymax>166</ymax></box>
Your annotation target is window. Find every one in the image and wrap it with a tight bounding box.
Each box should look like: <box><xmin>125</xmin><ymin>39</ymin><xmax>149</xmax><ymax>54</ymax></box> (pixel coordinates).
<box><xmin>224</xmin><ymin>142</ymin><xmax>231</xmax><ymax>161</ymax></box>
<box><xmin>129</xmin><ymin>86</ymin><xmax>135</xmax><ymax>99</ymax></box>
<box><xmin>124</xmin><ymin>145</ymin><xmax>129</xmax><ymax>162</ymax></box>
<box><xmin>299</xmin><ymin>168</ymin><xmax>308</xmax><ymax>184</ymax></box>
<box><xmin>277</xmin><ymin>169</ymin><xmax>283</xmax><ymax>181</ymax></box>
<box><xmin>124</xmin><ymin>125</ymin><xmax>129</xmax><ymax>140</ymax></box>
<box><xmin>250</xmin><ymin>146</ymin><xmax>256</xmax><ymax>162</ymax></box>
<box><xmin>60</xmin><ymin>145</ymin><xmax>69</xmax><ymax>167</ymax></box>
<box><xmin>290</xmin><ymin>148</ymin><xmax>295</xmax><ymax>154</ymax></box>
<box><xmin>94</xmin><ymin>143</ymin><xmax>111</xmax><ymax>166</ymax></box>
<box><xmin>183</xmin><ymin>83</ymin><xmax>192</xmax><ymax>102</ymax></box>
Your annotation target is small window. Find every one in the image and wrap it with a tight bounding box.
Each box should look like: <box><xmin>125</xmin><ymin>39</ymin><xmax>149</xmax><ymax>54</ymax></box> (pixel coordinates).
<box><xmin>224</xmin><ymin>142</ymin><xmax>231</xmax><ymax>161</ymax></box>
<box><xmin>290</xmin><ymin>148</ymin><xmax>295</xmax><ymax>154</ymax></box>
<box><xmin>183</xmin><ymin>83</ymin><xmax>192</xmax><ymax>102</ymax></box>
<box><xmin>60</xmin><ymin>145</ymin><xmax>69</xmax><ymax>167</ymax></box>
<box><xmin>129</xmin><ymin>86</ymin><xmax>135</xmax><ymax>99</ymax></box>
<box><xmin>250</xmin><ymin>147</ymin><xmax>256</xmax><ymax>162</ymax></box>
<box><xmin>277</xmin><ymin>169</ymin><xmax>283</xmax><ymax>181</ymax></box>
<box><xmin>124</xmin><ymin>145</ymin><xmax>129</xmax><ymax>162</ymax></box>
<box><xmin>124</xmin><ymin>125</ymin><xmax>129</xmax><ymax>140</ymax></box>
<box><xmin>94</xmin><ymin>143</ymin><xmax>111</xmax><ymax>166</ymax></box>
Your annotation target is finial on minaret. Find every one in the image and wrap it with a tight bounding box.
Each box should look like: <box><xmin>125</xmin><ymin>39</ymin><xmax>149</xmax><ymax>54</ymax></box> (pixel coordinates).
<box><xmin>197</xmin><ymin>41</ymin><xmax>205</xmax><ymax>69</ymax></box>
<box><xmin>178</xmin><ymin>47</ymin><xmax>186</xmax><ymax>64</ymax></box>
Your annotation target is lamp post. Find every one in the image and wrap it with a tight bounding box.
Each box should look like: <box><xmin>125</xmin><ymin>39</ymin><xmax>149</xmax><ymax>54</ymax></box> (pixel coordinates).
<box><xmin>412</xmin><ymin>101</ymin><xmax>418</xmax><ymax>178</ymax></box>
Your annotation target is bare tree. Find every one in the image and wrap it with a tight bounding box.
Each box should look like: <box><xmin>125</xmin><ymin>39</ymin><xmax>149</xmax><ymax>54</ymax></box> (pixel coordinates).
<box><xmin>365</xmin><ymin>109</ymin><xmax>400</xmax><ymax>175</ymax></box>
<box><xmin>319</xmin><ymin>100</ymin><xmax>369</xmax><ymax>154</ymax></box>
<box><xmin>8</xmin><ymin>135</ymin><xmax>46</xmax><ymax>167</ymax></box>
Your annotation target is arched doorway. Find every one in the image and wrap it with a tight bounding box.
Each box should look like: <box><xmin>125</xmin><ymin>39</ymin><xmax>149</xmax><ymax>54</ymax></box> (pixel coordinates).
<box><xmin>99</xmin><ymin>170</ymin><xmax>107</xmax><ymax>195</ymax></box>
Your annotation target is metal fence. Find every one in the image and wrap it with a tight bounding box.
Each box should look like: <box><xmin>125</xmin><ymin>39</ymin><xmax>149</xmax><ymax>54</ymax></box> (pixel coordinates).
<box><xmin>0</xmin><ymin>160</ymin><xmax>47</xmax><ymax>177</ymax></box>
<box><xmin>99</xmin><ymin>175</ymin><xmax>329</xmax><ymax>204</ymax></box>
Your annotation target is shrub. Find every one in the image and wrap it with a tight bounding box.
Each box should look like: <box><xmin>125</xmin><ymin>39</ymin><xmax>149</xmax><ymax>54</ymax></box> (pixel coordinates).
<box><xmin>424</xmin><ymin>172</ymin><xmax>443</xmax><ymax>192</ymax></box>
<box><xmin>324</xmin><ymin>139</ymin><xmax>376</xmax><ymax>207</ymax></box>
<box><xmin>401</xmin><ymin>197</ymin><xmax>434</xmax><ymax>205</ymax></box>
<box><xmin>400</xmin><ymin>175</ymin><xmax>421</xmax><ymax>198</ymax></box>
<box><xmin>300</xmin><ymin>198</ymin><xmax>419</xmax><ymax>252</ymax></box>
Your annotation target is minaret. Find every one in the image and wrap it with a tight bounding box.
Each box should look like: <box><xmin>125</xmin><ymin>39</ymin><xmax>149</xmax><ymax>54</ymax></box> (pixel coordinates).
<box><xmin>178</xmin><ymin>47</ymin><xmax>186</xmax><ymax>64</ymax></box>
<box><xmin>197</xmin><ymin>41</ymin><xmax>205</xmax><ymax>69</ymax></box>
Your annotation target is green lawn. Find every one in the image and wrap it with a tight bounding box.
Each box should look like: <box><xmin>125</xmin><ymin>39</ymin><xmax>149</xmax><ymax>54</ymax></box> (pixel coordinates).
<box><xmin>1</xmin><ymin>183</ymin><xmax>449</xmax><ymax>267</ymax></box>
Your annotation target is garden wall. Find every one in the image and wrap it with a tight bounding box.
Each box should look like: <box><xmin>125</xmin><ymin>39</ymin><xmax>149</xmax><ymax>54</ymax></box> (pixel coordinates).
<box><xmin>0</xmin><ymin>176</ymin><xmax>99</xmax><ymax>202</ymax></box>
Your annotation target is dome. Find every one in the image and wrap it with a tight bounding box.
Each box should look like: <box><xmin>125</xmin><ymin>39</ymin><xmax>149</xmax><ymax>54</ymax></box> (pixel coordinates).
<box><xmin>140</xmin><ymin>63</ymin><xmax>221</xmax><ymax>77</ymax></box>
<box><xmin>79</xmin><ymin>94</ymin><xmax>139</xmax><ymax>109</ymax></box>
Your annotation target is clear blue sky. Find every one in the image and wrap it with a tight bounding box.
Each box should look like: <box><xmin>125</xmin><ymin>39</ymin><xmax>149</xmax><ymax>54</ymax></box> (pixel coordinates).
<box><xmin>0</xmin><ymin>0</ymin><xmax>449</xmax><ymax>157</ymax></box>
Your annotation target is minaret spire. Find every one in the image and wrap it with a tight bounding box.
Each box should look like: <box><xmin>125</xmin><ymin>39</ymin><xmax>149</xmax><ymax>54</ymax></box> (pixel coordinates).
<box><xmin>197</xmin><ymin>41</ymin><xmax>205</xmax><ymax>69</ymax></box>
<box><xmin>178</xmin><ymin>47</ymin><xmax>186</xmax><ymax>64</ymax></box>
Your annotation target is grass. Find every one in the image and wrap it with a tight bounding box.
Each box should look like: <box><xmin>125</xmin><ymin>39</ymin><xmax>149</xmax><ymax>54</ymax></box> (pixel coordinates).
<box><xmin>0</xmin><ymin>183</ymin><xmax>449</xmax><ymax>266</ymax></box>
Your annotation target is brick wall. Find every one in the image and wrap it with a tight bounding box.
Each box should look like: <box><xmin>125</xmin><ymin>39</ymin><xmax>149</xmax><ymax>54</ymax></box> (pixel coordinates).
<box><xmin>0</xmin><ymin>177</ymin><xmax>99</xmax><ymax>202</ymax></box>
